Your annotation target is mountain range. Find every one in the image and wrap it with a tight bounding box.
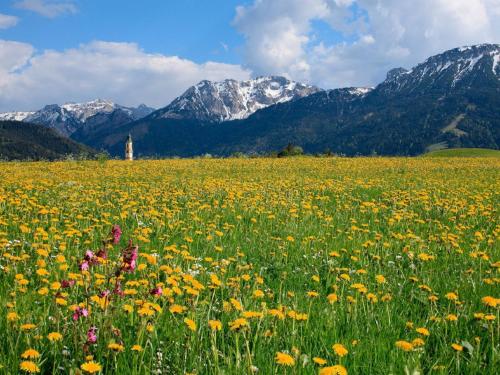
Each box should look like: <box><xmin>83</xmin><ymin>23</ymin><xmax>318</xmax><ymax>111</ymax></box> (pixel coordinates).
<box><xmin>0</xmin><ymin>100</ymin><xmax>155</xmax><ymax>137</ymax></box>
<box><xmin>1</xmin><ymin>43</ymin><xmax>499</xmax><ymax>158</ymax></box>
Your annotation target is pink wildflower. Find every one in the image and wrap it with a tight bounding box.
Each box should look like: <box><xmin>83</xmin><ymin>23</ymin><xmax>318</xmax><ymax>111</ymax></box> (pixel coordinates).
<box><xmin>150</xmin><ymin>287</ymin><xmax>163</xmax><ymax>296</ymax></box>
<box><xmin>121</xmin><ymin>241</ymin><xmax>139</xmax><ymax>273</ymax></box>
<box><xmin>111</xmin><ymin>225</ymin><xmax>122</xmax><ymax>244</ymax></box>
<box><xmin>72</xmin><ymin>306</ymin><xmax>89</xmax><ymax>321</ymax></box>
<box><xmin>86</xmin><ymin>326</ymin><xmax>97</xmax><ymax>344</ymax></box>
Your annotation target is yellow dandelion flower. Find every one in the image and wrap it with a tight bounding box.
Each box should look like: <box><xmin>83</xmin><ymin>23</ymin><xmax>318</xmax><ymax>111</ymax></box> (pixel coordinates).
<box><xmin>20</xmin><ymin>361</ymin><xmax>40</xmax><ymax>373</ymax></box>
<box><xmin>332</xmin><ymin>343</ymin><xmax>348</xmax><ymax>357</ymax></box>
<box><xmin>229</xmin><ymin>318</ymin><xmax>248</xmax><ymax>331</ymax></box>
<box><xmin>47</xmin><ymin>332</ymin><xmax>63</xmax><ymax>342</ymax></box>
<box><xmin>80</xmin><ymin>361</ymin><xmax>102</xmax><ymax>373</ymax></box>
<box><xmin>21</xmin><ymin>349</ymin><xmax>40</xmax><ymax>359</ymax></box>
<box><xmin>208</xmin><ymin>320</ymin><xmax>222</xmax><ymax>331</ymax></box>
<box><xmin>327</xmin><ymin>293</ymin><xmax>338</xmax><ymax>303</ymax></box>
<box><xmin>446</xmin><ymin>314</ymin><xmax>458</xmax><ymax>321</ymax></box>
<box><xmin>313</xmin><ymin>357</ymin><xmax>327</xmax><ymax>365</ymax></box>
<box><xmin>412</xmin><ymin>338</ymin><xmax>425</xmax><ymax>347</ymax></box>
<box><xmin>230</xmin><ymin>298</ymin><xmax>243</xmax><ymax>311</ymax></box>
<box><xmin>319</xmin><ymin>365</ymin><xmax>348</xmax><ymax>375</ymax></box>
<box><xmin>482</xmin><ymin>296</ymin><xmax>498</xmax><ymax>307</ymax></box>
<box><xmin>7</xmin><ymin>312</ymin><xmax>19</xmax><ymax>321</ymax></box>
<box><xmin>395</xmin><ymin>340</ymin><xmax>413</xmax><ymax>352</ymax></box>
<box><xmin>108</xmin><ymin>343</ymin><xmax>124</xmax><ymax>352</ymax></box>
<box><xmin>416</xmin><ymin>327</ymin><xmax>430</xmax><ymax>336</ymax></box>
<box><xmin>184</xmin><ymin>318</ymin><xmax>197</xmax><ymax>331</ymax></box>
<box><xmin>20</xmin><ymin>324</ymin><xmax>37</xmax><ymax>331</ymax></box>
<box><xmin>445</xmin><ymin>292</ymin><xmax>458</xmax><ymax>301</ymax></box>
<box><xmin>253</xmin><ymin>289</ymin><xmax>265</xmax><ymax>298</ymax></box>
<box><xmin>169</xmin><ymin>304</ymin><xmax>185</xmax><ymax>314</ymax></box>
<box><xmin>242</xmin><ymin>311</ymin><xmax>263</xmax><ymax>319</ymax></box>
<box><xmin>375</xmin><ymin>274</ymin><xmax>386</xmax><ymax>283</ymax></box>
<box><xmin>275</xmin><ymin>352</ymin><xmax>295</xmax><ymax>366</ymax></box>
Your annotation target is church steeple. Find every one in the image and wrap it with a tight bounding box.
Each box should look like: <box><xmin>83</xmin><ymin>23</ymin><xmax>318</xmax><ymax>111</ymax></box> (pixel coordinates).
<box><xmin>125</xmin><ymin>134</ymin><xmax>133</xmax><ymax>161</ymax></box>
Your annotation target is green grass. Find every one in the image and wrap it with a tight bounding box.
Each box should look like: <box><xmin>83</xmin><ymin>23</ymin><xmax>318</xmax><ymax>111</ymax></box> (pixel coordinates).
<box><xmin>423</xmin><ymin>148</ymin><xmax>500</xmax><ymax>158</ymax></box>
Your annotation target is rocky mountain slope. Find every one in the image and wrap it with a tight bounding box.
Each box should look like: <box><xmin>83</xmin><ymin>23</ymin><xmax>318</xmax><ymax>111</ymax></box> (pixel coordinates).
<box><xmin>149</xmin><ymin>76</ymin><xmax>321</xmax><ymax>122</ymax></box>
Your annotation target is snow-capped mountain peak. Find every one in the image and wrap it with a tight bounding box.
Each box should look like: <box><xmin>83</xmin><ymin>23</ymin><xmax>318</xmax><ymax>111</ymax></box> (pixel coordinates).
<box><xmin>60</xmin><ymin>99</ymin><xmax>118</xmax><ymax>122</ymax></box>
<box><xmin>379</xmin><ymin>43</ymin><xmax>500</xmax><ymax>95</ymax></box>
<box><xmin>154</xmin><ymin>76</ymin><xmax>321</xmax><ymax>122</ymax></box>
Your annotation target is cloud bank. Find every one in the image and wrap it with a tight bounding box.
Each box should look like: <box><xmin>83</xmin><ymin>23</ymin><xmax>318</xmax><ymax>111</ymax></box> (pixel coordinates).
<box><xmin>234</xmin><ymin>0</ymin><xmax>500</xmax><ymax>88</ymax></box>
<box><xmin>0</xmin><ymin>40</ymin><xmax>251</xmax><ymax>111</ymax></box>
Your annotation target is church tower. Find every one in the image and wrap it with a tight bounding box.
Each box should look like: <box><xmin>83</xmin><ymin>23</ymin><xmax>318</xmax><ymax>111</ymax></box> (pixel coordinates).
<box><xmin>125</xmin><ymin>134</ymin><xmax>133</xmax><ymax>161</ymax></box>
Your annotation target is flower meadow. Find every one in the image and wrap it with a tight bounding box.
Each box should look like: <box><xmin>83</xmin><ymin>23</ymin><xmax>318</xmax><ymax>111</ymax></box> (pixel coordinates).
<box><xmin>0</xmin><ymin>157</ymin><xmax>498</xmax><ymax>374</ymax></box>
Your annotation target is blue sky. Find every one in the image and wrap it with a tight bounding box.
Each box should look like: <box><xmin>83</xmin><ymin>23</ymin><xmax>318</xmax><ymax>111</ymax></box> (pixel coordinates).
<box><xmin>0</xmin><ymin>0</ymin><xmax>498</xmax><ymax>111</ymax></box>
<box><xmin>0</xmin><ymin>0</ymin><xmax>251</xmax><ymax>65</ymax></box>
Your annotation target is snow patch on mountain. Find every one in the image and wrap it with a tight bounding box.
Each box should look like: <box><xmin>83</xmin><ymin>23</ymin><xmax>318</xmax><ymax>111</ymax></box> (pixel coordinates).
<box><xmin>60</xmin><ymin>99</ymin><xmax>118</xmax><ymax>122</ymax></box>
<box><xmin>156</xmin><ymin>76</ymin><xmax>321</xmax><ymax>122</ymax></box>
<box><xmin>378</xmin><ymin>44</ymin><xmax>500</xmax><ymax>95</ymax></box>
<box><xmin>347</xmin><ymin>87</ymin><xmax>373</xmax><ymax>96</ymax></box>
<box><xmin>0</xmin><ymin>111</ymin><xmax>35</xmax><ymax>121</ymax></box>
<box><xmin>492</xmin><ymin>51</ymin><xmax>500</xmax><ymax>75</ymax></box>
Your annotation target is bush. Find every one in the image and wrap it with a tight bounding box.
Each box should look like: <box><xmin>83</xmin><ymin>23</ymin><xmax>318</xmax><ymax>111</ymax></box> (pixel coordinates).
<box><xmin>277</xmin><ymin>143</ymin><xmax>304</xmax><ymax>158</ymax></box>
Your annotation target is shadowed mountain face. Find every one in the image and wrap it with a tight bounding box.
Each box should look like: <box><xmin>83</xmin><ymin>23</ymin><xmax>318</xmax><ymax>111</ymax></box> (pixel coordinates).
<box><xmin>0</xmin><ymin>121</ymin><xmax>95</xmax><ymax>161</ymax></box>
<box><xmin>74</xmin><ymin>44</ymin><xmax>499</xmax><ymax>157</ymax></box>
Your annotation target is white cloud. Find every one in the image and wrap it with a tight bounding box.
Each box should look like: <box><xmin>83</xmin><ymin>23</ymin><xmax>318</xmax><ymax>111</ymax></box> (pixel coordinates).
<box><xmin>0</xmin><ymin>40</ymin><xmax>34</xmax><ymax>73</ymax></box>
<box><xmin>0</xmin><ymin>13</ymin><xmax>19</xmax><ymax>29</ymax></box>
<box><xmin>0</xmin><ymin>40</ymin><xmax>251</xmax><ymax>112</ymax></box>
<box><xmin>234</xmin><ymin>0</ymin><xmax>330</xmax><ymax>82</ymax></box>
<box><xmin>234</xmin><ymin>0</ymin><xmax>500</xmax><ymax>89</ymax></box>
<box><xmin>14</xmin><ymin>0</ymin><xmax>77</xmax><ymax>18</ymax></box>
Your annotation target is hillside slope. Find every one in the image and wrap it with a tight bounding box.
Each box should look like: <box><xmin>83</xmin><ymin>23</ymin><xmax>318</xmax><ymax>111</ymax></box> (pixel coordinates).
<box><xmin>423</xmin><ymin>148</ymin><xmax>500</xmax><ymax>157</ymax></box>
<box><xmin>0</xmin><ymin>121</ymin><xmax>95</xmax><ymax>161</ymax></box>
